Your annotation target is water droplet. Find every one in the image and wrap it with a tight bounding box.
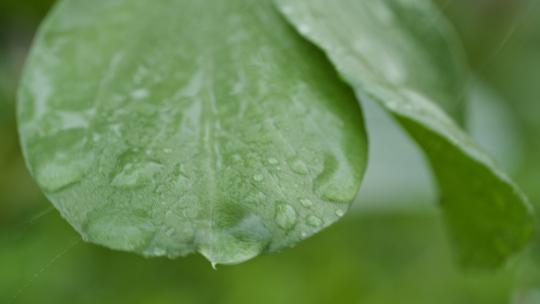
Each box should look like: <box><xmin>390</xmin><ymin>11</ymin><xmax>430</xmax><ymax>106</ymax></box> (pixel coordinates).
<box><xmin>33</xmin><ymin>129</ymin><xmax>93</xmax><ymax>192</ymax></box>
<box><xmin>289</xmin><ymin>158</ymin><xmax>308</xmax><ymax>175</ymax></box>
<box><xmin>268</xmin><ymin>158</ymin><xmax>279</xmax><ymax>165</ymax></box>
<box><xmin>253</xmin><ymin>174</ymin><xmax>264</xmax><ymax>182</ymax></box>
<box><xmin>112</xmin><ymin>161</ymin><xmax>162</xmax><ymax>188</ymax></box>
<box><xmin>336</xmin><ymin>209</ymin><xmax>345</xmax><ymax>217</ymax></box>
<box><xmin>36</xmin><ymin>156</ymin><xmax>90</xmax><ymax>192</ymax></box>
<box><xmin>111</xmin><ymin>150</ymin><xmax>163</xmax><ymax>188</ymax></box>
<box><xmin>313</xmin><ymin>154</ymin><xmax>354</xmax><ymax>203</ymax></box>
<box><xmin>306</xmin><ymin>215</ymin><xmax>322</xmax><ymax>227</ymax></box>
<box><xmin>84</xmin><ymin>210</ymin><xmax>154</xmax><ymax>252</ymax></box>
<box><xmin>300</xmin><ymin>198</ymin><xmax>313</xmax><ymax>208</ymax></box>
<box><xmin>200</xmin><ymin>213</ymin><xmax>271</xmax><ymax>265</ymax></box>
<box><xmin>275</xmin><ymin>203</ymin><xmax>297</xmax><ymax>230</ymax></box>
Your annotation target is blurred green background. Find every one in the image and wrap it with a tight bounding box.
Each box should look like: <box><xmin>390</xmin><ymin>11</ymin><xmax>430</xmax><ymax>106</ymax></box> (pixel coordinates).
<box><xmin>1</xmin><ymin>1</ymin><xmax>539</xmax><ymax>303</ymax></box>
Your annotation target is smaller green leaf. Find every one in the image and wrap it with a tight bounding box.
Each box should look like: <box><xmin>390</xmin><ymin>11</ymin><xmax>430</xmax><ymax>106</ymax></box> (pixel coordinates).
<box><xmin>275</xmin><ymin>0</ymin><xmax>535</xmax><ymax>267</ymax></box>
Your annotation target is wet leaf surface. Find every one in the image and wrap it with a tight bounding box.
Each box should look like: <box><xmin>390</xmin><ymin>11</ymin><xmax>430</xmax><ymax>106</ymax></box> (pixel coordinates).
<box><xmin>18</xmin><ymin>0</ymin><xmax>367</xmax><ymax>265</ymax></box>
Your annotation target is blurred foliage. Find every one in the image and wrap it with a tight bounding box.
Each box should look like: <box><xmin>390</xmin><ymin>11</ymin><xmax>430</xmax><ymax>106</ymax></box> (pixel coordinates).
<box><xmin>0</xmin><ymin>0</ymin><xmax>53</xmax><ymax>27</ymax></box>
<box><xmin>1</xmin><ymin>0</ymin><xmax>539</xmax><ymax>303</ymax></box>
<box><xmin>438</xmin><ymin>0</ymin><xmax>540</xmax><ymax>203</ymax></box>
<box><xmin>0</xmin><ymin>0</ymin><xmax>63</xmax><ymax>224</ymax></box>
<box><xmin>0</xmin><ymin>210</ymin><xmax>520</xmax><ymax>304</ymax></box>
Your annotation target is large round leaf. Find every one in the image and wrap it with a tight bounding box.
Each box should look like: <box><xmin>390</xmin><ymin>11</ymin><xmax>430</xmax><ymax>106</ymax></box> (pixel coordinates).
<box><xmin>18</xmin><ymin>0</ymin><xmax>367</xmax><ymax>265</ymax></box>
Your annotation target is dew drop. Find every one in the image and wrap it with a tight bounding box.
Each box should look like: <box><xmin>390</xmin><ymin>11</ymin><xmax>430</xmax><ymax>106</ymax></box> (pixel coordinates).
<box><xmin>111</xmin><ymin>150</ymin><xmax>163</xmax><ymax>188</ymax></box>
<box><xmin>253</xmin><ymin>174</ymin><xmax>264</xmax><ymax>182</ymax></box>
<box><xmin>36</xmin><ymin>155</ymin><xmax>89</xmax><ymax>192</ymax></box>
<box><xmin>336</xmin><ymin>209</ymin><xmax>345</xmax><ymax>217</ymax></box>
<box><xmin>33</xmin><ymin>129</ymin><xmax>93</xmax><ymax>192</ymax></box>
<box><xmin>275</xmin><ymin>203</ymin><xmax>297</xmax><ymax>230</ymax></box>
<box><xmin>300</xmin><ymin>198</ymin><xmax>313</xmax><ymax>208</ymax></box>
<box><xmin>111</xmin><ymin>160</ymin><xmax>162</xmax><ymax>188</ymax></box>
<box><xmin>200</xmin><ymin>213</ymin><xmax>271</xmax><ymax>265</ymax></box>
<box><xmin>289</xmin><ymin>158</ymin><xmax>309</xmax><ymax>175</ymax></box>
<box><xmin>312</xmin><ymin>154</ymin><xmax>354</xmax><ymax>203</ymax></box>
<box><xmin>84</xmin><ymin>210</ymin><xmax>154</xmax><ymax>252</ymax></box>
<box><xmin>306</xmin><ymin>215</ymin><xmax>322</xmax><ymax>228</ymax></box>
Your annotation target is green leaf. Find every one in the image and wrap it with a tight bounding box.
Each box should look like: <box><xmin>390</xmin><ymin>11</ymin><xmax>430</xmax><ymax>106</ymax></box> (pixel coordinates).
<box><xmin>275</xmin><ymin>0</ymin><xmax>535</xmax><ymax>267</ymax></box>
<box><xmin>17</xmin><ymin>0</ymin><xmax>368</xmax><ymax>265</ymax></box>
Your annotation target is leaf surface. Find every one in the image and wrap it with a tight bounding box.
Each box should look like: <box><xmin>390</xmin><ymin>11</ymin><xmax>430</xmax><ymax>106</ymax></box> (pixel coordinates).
<box><xmin>18</xmin><ymin>0</ymin><xmax>368</xmax><ymax>265</ymax></box>
<box><xmin>275</xmin><ymin>0</ymin><xmax>535</xmax><ymax>267</ymax></box>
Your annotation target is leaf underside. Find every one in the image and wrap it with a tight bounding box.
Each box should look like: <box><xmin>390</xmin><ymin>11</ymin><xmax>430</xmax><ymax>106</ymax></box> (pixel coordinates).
<box><xmin>18</xmin><ymin>0</ymin><xmax>368</xmax><ymax>265</ymax></box>
<box><xmin>275</xmin><ymin>0</ymin><xmax>535</xmax><ymax>268</ymax></box>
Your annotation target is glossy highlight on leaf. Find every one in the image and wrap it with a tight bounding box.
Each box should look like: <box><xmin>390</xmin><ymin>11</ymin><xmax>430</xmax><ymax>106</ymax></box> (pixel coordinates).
<box><xmin>17</xmin><ymin>0</ymin><xmax>368</xmax><ymax>265</ymax></box>
<box><xmin>275</xmin><ymin>0</ymin><xmax>535</xmax><ymax>267</ymax></box>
